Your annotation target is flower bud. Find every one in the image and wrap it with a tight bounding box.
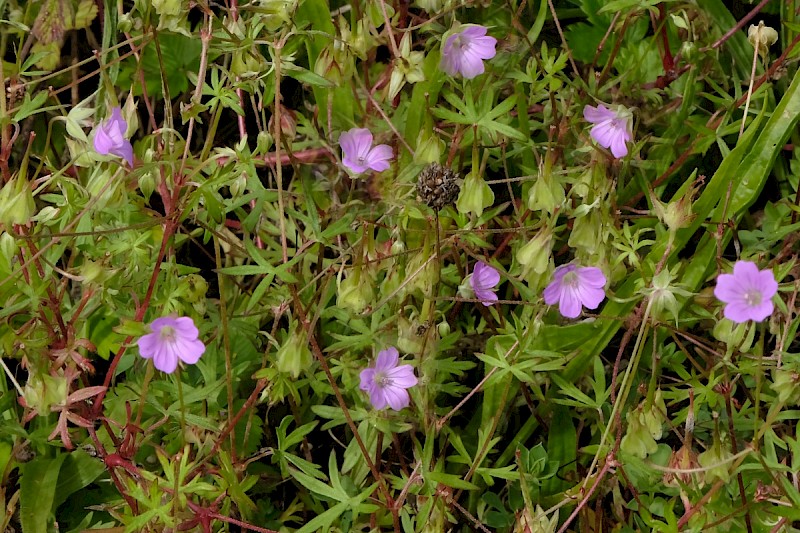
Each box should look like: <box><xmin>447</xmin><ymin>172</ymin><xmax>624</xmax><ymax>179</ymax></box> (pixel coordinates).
<box><xmin>268</xmin><ymin>105</ymin><xmax>297</xmax><ymax>140</ymax></box>
<box><xmin>274</xmin><ymin>324</ymin><xmax>313</xmax><ymax>378</ymax></box>
<box><xmin>527</xmin><ymin>164</ymin><xmax>564</xmax><ymax>215</ymax></box>
<box><xmin>568</xmin><ymin>210</ymin><xmax>603</xmax><ymax>255</ymax></box>
<box><xmin>349</xmin><ymin>18</ymin><xmax>377</xmax><ymax>61</ymax></box>
<box><xmin>456</xmin><ymin>171</ymin><xmax>494</xmax><ymax>217</ymax></box>
<box><xmin>649</xmin><ymin>175</ymin><xmax>701</xmax><ymax>235</ymax></box>
<box><xmin>152</xmin><ymin>0</ymin><xmax>181</xmax><ymax>16</ymax></box>
<box><xmin>118</xmin><ymin>12</ymin><xmax>133</xmax><ymax>33</ymax></box>
<box><xmin>697</xmin><ymin>419</ymin><xmax>733</xmax><ymax>484</ymax></box>
<box><xmin>517</xmin><ymin>230</ymin><xmax>552</xmax><ymax>276</ymax></box>
<box><xmin>413</xmin><ymin>130</ymin><xmax>445</xmax><ymax>165</ymax></box>
<box><xmin>257</xmin><ymin>131</ymin><xmax>274</xmax><ymax>154</ymax></box>
<box><xmin>643</xmin><ymin>267</ymin><xmax>691</xmax><ymax>325</ymax></box>
<box><xmin>0</xmin><ymin>176</ymin><xmax>35</xmax><ymax>227</ymax></box>
<box><xmin>771</xmin><ymin>369</ymin><xmax>800</xmax><ymax>404</ymax></box>
<box><xmin>680</xmin><ymin>41</ymin><xmax>698</xmax><ymax>63</ymax></box>
<box><xmin>337</xmin><ymin>267</ymin><xmax>375</xmax><ymax>314</ymax></box>
<box><xmin>748</xmin><ymin>22</ymin><xmax>778</xmax><ymax>58</ymax></box>
<box><xmin>620</xmin><ymin>390</ymin><xmax>665</xmax><ymax>459</ymax></box>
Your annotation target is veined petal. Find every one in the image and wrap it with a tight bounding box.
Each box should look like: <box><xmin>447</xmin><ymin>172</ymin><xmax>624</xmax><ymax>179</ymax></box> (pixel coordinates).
<box><xmin>713</xmin><ymin>273</ymin><xmax>741</xmax><ymax>303</ymax></box>
<box><xmin>382</xmin><ymin>386</ymin><xmax>410</xmax><ymax>411</ymax></box>
<box><xmin>366</xmin><ymin>144</ymin><xmax>393</xmax><ymax>171</ymax></box>
<box><xmin>584</xmin><ymin>104</ymin><xmax>614</xmax><ymax>124</ymax></box>
<box><xmin>153</xmin><ymin>346</ymin><xmax>178</xmax><ymax>374</ymax></box>
<box><xmin>723</xmin><ymin>301</ymin><xmax>754</xmax><ymax>323</ymax></box>
<box><xmin>577</xmin><ymin>267</ymin><xmax>606</xmax><ymax>287</ymax></box>
<box><xmin>577</xmin><ymin>283</ymin><xmax>605</xmax><ymax>310</ymax></box>
<box><xmin>749</xmin><ymin>299</ymin><xmax>775</xmax><ymax>322</ymax></box>
<box><xmin>387</xmin><ymin>365</ymin><xmax>418</xmax><ymax>388</ymax></box>
<box><xmin>543</xmin><ymin>282</ymin><xmax>562</xmax><ymax>306</ymax></box>
<box><xmin>359</xmin><ymin>368</ymin><xmax>376</xmax><ymax>391</ymax></box>
<box><xmin>177</xmin><ymin>338</ymin><xmax>206</xmax><ymax>365</ymax></box>
<box><xmin>757</xmin><ymin>269</ymin><xmax>778</xmax><ymax>298</ymax></box>
<box><xmin>375</xmin><ymin>347</ymin><xmax>400</xmax><ymax>371</ymax></box>
<box><xmin>137</xmin><ymin>332</ymin><xmax>159</xmax><ymax>359</ymax></box>
<box><xmin>475</xmin><ymin>289</ymin><xmax>498</xmax><ymax>306</ymax></box>
<box><xmin>369</xmin><ymin>389</ymin><xmax>388</xmax><ymax>410</ymax></box>
<box><xmin>559</xmin><ymin>288</ymin><xmax>582</xmax><ymax>318</ymax></box>
<box><xmin>609</xmin><ymin>134</ymin><xmax>629</xmax><ymax>158</ymax></box>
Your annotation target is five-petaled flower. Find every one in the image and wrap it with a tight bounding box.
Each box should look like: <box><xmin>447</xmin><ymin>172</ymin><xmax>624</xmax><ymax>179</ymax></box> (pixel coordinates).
<box><xmin>544</xmin><ymin>264</ymin><xmax>607</xmax><ymax>318</ymax></box>
<box><xmin>469</xmin><ymin>261</ymin><xmax>501</xmax><ymax>306</ymax></box>
<box><xmin>339</xmin><ymin>128</ymin><xmax>393</xmax><ymax>174</ymax></box>
<box><xmin>138</xmin><ymin>316</ymin><xmax>206</xmax><ymax>374</ymax></box>
<box><xmin>440</xmin><ymin>25</ymin><xmax>497</xmax><ymax>79</ymax></box>
<box><xmin>359</xmin><ymin>347</ymin><xmax>417</xmax><ymax>411</ymax></box>
<box><xmin>583</xmin><ymin>104</ymin><xmax>633</xmax><ymax>159</ymax></box>
<box><xmin>714</xmin><ymin>261</ymin><xmax>778</xmax><ymax>323</ymax></box>
<box><xmin>93</xmin><ymin>106</ymin><xmax>134</xmax><ymax>166</ymax></box>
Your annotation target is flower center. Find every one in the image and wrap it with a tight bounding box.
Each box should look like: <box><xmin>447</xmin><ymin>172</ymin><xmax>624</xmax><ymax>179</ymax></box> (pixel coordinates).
<box><xmin>743</xmin><ymin>289</ymin><xmax>762</xmax><ymax>307</ymax></box>
<box><xmin>562</xmin><ymin>271</ymin><xmax>579</xmax><ymax>288</ymax></box>
<box><xmin>373</xmin><ymin>371</ymin><xmax>391</xmax><ymax>388</ymax></box>
<box><xmin>159</xmin><ymin>325</ymin><xmax>176</xmax><ymax>342</ymax></box>
<box><xmin>358</xmin><ymin>155</ymin><xmax>366</xmax><ymax>164</ymax></box>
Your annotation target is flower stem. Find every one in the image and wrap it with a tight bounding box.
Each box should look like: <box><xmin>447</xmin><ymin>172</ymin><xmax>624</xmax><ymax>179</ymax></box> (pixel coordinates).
<box><xmin>175</xmin><ymin>368</ymin><xmax>187</xmax><ymax>447</ymax></box>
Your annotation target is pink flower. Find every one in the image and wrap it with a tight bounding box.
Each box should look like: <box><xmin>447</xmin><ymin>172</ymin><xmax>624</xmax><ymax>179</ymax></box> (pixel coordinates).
<box><xmin>544</xmin><ymin>264</ymin><xmax>607</xmax><ymax>318</ymax></box>
<box><xmin>714</xmin><ymin>261</ymin><xmax>778</xmax><ymax>323</ymax></box>
<box><xmin>93</xmin><ymin>107</ymin><xmax>134</xmax><ymax>166</ymax></box>
<box><xmin>359</xmin><ymin>347</ymin><xmax>417</xmax><ymax>411</ymax></box>
<box><xmin>469</xmin><ymin>261</ymin><xmax>500</xmax><ymax>306</ymax></box>
<box><xmin>339</xmin><ymin>128</ymin><xmax>393</xmax><ymax>174</ymax></box>
<box><xmin>440</xmin><ymin>25</ymin><xmax>497</xmax><ymax>79</ymax></box>
<box><xmin>583</xmin><ymin>104</ymin><xmax>632</xmax><ymax>159</ymax></box>
<box><xmin>137</xmin><ymin>316</ymin><xmax>206</xmax><ymax>374</ymax></box>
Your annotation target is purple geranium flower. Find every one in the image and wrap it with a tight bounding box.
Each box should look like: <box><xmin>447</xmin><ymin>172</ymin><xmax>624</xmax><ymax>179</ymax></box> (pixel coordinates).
<box><xmin>440</xmin><ymin>25</ymin><xmax>497</xmax><ymax>79</ymax></box>
<box><xmin>339</xmin><ymin>128</ymin><xmax>393</xmax><ymax>174</ymax></box>
<box><xmin>713</xmin><ymin>261</ymin><xmax>778</xmax><ymax>323</ymax></box>
<box><xmin>543</xmin><ymin>264</ymin><xmax>607</xmax><ymax>318</ymax></box>
<box><xmin>359</xmin><ymin>347</ymin><xmax>417</xmax><ymax>411</ymax></box>
<box><xmin>137</xmin><ymin>316</ymin><xmax>206</xmax><ymax>374</ymax></box>
<box><xmin>470</xmin><ymin>261</ymin><xmax>500</xmax><ymax>306</ymax></box>
<box><xmin>583</xmin><ymin>104</ymin><xmax>632</xmax><ymax>159</ymax></box>
<box><xmin>93</xmin><ymin>107</ymin><xmax>134</xmax><ymax>166</ymax></box>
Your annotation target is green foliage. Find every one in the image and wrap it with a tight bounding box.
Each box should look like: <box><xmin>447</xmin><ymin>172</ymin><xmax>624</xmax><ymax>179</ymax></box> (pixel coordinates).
<box><xmin>2</xmin><ymin>0</ymin><xmax>800</xmax><ymax>530</ymax></box>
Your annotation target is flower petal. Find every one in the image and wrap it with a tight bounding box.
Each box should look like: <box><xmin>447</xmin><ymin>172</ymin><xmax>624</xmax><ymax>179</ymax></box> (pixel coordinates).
<box><xmin>559</xmin><ymin>288</ymin><xmax>583</xmax><ymax>318</ymax></box>
<box><xmin>153</xmin><ymin>346</ymin><xmax>178</xmax><ymax>374</ymax></box>
<box><xmin>177</xmin><ymin>338</ymin><xmax>206</xmax><ymax>365</ymax></box>
<box><xmin>713</xmin><ymin>273</ymin><xmax>741</xmax><ymax>303</ymax></box>
<box><xmin>387</xmin><ymin>365</ymin><xmax>418</xmax><ymax>388</ymax></box>
<box><xmin>369</xmin><ymin>388</ymin><xmax>388</xmax><ymax>410</ymax></box>
<box><xmin>366</xmin><ymin>144</ymin><xmax>393</xmax><ymax>172</ymax></box>
<box><xmin>609</xmin><ymin>134</ymin><xmax>629</xmax><ymax>158</ymax></box>
<box><xmin>584</xmin><ymin>104</ymin><xmax>613</xmax><ymax>124</ymax></box>
<box><xmin>137</xmin><ymin>332</ymin><xmax>159</xmax><ymax>359</ymax></box>
<box><xmin>577</xmin><ymin>267</ymin><xmax>606</xmax><ymax>287</ymax></box>
<box><xmin>723</xmin><ymin>301</ymin><xmax>754</xmax><ymax>323</ymax></box>
<box><xmin>359</xmin><ymin>368</ymin><xmax>376</xmax><ymax>391</ymax></box>
<box><xmin>475</xmin><ymin>289</ymin><xmax>498</xmax><ymax>306</ymax></box>
<box><xmin>543</xmin><ymin>280</ymin><xmax>562</xmax><ymax>306</ymax></box>
<box><xmin>382</xmin><ymin>386</ymin><xmax>410</xmax><ymax>411</ymax></box>
<box><xmin>375</xmin><ymin>347</ymin><xmax>400</xmax><ymax>371</ymax></box>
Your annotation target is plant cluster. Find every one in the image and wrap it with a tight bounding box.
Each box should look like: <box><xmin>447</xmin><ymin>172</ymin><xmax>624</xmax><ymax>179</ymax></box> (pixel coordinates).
<box><xmin>3</xmin><ymin>0</ymin><xmax>800</xmax><ymax>531</ymax></box>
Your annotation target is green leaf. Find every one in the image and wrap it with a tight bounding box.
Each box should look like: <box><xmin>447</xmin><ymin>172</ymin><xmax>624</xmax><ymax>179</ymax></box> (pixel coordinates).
<box><xmin>53</xmin><ymin>451</ymin><xmax>106</xmax><ymax>508</ymax></box>
<box><xmin>426</xmin><ymin>471</ymin><xmax>480</xmax><ymax>491</ymax></box>
<box><xmin>20</xmin><ymin>454</ymin><xmax>67</xmax><ymax>533</ymax></box>
<box><xmin>13</xmin><ymin>91</ymin><xmax>49</xmax><ymax>123</ymax></box>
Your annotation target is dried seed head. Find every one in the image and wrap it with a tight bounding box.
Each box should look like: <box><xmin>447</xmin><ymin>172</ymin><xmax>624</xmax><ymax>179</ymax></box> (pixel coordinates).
<box><xmin>416</xmin><ymin>163</ymin><xmax>460</xmax><ymax>210</ymax></box>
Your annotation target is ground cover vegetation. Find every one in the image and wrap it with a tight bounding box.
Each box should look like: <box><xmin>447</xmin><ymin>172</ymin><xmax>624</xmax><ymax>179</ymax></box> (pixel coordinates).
<box><xmin>1</xmin><ymin>0</ymin><xmax>800</xmax><ymax>530</ymax></box>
